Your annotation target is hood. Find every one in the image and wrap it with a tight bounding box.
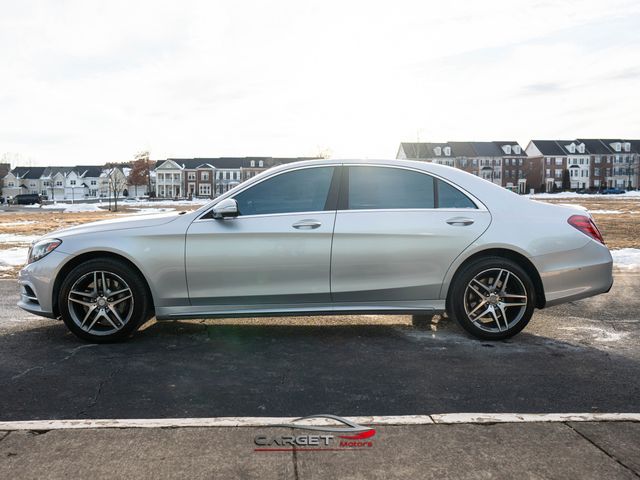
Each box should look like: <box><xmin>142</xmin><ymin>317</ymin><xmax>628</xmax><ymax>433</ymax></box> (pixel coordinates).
<box><xmin>44</xmin><ymin>212</ymin><xmax>182</xmax><ymax>240</ymax></box>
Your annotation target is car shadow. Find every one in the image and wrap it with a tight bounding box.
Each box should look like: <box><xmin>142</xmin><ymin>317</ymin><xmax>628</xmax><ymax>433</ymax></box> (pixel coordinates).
<box><xmin>1</xmin><ymin>314</ymin><xmax>639</xmax><ymax>421</ymax></box>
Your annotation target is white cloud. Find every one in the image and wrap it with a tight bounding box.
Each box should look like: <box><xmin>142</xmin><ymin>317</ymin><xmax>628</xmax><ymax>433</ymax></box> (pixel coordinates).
<box><xmin>1</xmin><ymin>0</ymin><xmax>639</xmax><ymax>164</ymax></box>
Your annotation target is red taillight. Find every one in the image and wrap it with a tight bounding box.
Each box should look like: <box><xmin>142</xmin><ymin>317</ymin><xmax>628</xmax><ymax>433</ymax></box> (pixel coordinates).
<box><xmin>568</xmin><ymin>215</ymin><xmax>605</xmax><ymax>244</ymax></box>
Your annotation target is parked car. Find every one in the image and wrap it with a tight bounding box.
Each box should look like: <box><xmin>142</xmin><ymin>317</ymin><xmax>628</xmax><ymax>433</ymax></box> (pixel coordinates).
<box><xmin>17</xmin><ymin>159</ymin><xmax>613</xmax><ymax>342</ymax></box>
<box><xmin>11</xmin><ymin>193</ymin><xmax>42</xmax><ymax>205</ymax></box>
<box><xmin>601</xmin><ymin>188</ymin><xmax>626</xmax><ymax>194</ymax></box>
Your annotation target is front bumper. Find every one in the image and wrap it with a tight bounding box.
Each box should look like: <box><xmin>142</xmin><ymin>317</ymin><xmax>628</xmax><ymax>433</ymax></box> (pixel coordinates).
<box><xmin>533</xmin><ymin>240</ymin><xmax>614</xmax><ymax>308</ymax></box>
<box><xmin>17</xmin><ymin>250</ymin><xmax>69</xmax><ymax>319</ymax></box>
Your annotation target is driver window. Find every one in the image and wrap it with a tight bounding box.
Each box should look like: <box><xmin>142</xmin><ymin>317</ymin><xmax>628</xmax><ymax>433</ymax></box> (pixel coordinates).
<box><xmin>233</xmin><ymin>167</ymin><xmax>334</xmax><ymax>216</ymax></box>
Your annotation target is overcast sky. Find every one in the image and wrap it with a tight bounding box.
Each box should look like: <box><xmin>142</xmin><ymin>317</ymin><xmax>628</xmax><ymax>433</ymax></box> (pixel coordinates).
<box><xmin>1</xmin><ymin>0</ymin><xmax>639</xmax><ymax>166</ymax></box>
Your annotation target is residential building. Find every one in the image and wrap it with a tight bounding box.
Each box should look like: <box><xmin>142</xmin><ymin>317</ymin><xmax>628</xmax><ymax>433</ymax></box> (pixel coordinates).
<box><xmin>397</xmin><ymin>141</ymin><xmax>538</xmax><ymax>193</ymax></box>
<box><xmin>2</xmin><ymin>165</ymin><xmax>126</xmax><ymax>200</ymax></box>
<box><xmin>2</xmin><ymin>167</ymin><xmax>47</xmax><ymax>198</ymax></box>
<box><xmin>527</xmin><ymin>139</ymin><xmax>639</xmax><ymax>190</ymax></box>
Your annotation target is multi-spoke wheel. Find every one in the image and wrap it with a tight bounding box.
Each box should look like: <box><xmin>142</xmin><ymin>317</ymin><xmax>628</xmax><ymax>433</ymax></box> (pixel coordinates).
<box><xmin>58</xmin><ymin>258</ymin><xmax>151</xmax><ymax>342</ymax></box>
<box><xmin>448</xmin><ymin>257</ymin><xmax>536</xmax><ymax>340</ymax></box>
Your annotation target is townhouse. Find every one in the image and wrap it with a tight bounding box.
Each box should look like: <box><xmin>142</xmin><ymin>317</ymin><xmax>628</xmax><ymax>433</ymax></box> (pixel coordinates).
<box><xmin>2</xmin><ymin>165</ymin><xmax>128</xmax><ymax>200</ymax></box>
<box><xmin>396</xmin><ymin>141</ymin><xmax>540</xmax><ymax>193</ymax></box>
<box><xmin>2</xmin><ymin>167</ymin><xmax>47</xmax><ymax>198</ymax></box>
<box><xmin>526</xmin><ymin>139</ymin><xmax>639</xmax><ymax>190</ymax></box>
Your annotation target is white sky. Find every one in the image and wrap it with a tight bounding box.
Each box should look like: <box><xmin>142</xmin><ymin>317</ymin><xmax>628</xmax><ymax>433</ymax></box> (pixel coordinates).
<box><xmin>1</xmin><ymin>0</ymin><xmax>639</xmax><ymax>166</ymax></box>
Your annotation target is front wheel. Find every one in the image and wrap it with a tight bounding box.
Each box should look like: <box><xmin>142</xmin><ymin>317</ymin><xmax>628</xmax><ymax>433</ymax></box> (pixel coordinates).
<box><xmin>58</xmin><ymin>258</ymin><xmax>151</xmax><ymax>343</ymax></box>
<box><xmin>448</xmin><ymin>257</ymin><xmax>536</xmax><ymax>340</ymax></box>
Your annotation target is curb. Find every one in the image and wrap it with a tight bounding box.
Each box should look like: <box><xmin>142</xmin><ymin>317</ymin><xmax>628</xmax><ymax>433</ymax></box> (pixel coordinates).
<box><xmin>1</xmin><ymin>413</ymin><xmax>639</xmax><ymax>431</ymax></box>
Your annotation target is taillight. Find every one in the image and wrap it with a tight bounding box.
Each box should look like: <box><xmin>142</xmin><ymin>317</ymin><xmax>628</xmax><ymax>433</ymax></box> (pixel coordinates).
<box><xmin>568</xmin><ymin>215</ymin><xmax>605</xmax><ymax>244</ymax></box>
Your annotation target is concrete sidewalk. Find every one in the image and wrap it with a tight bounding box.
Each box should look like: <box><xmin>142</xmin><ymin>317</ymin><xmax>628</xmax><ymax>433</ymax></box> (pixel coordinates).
<box><xmin>1</xmin><ymin>422</ymin><xmax>639</xmax><ymax>479</ymax></box>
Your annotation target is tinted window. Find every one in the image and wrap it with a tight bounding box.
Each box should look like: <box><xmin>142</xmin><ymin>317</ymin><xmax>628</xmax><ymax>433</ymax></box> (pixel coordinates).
<box><xmin>436</xmin><ymin>179</ymin><xmax>476</xmax><ymax>208</ymax></box>
<box><xmin>348</xmin><ymin>166</ymin><xmax>434</xmax><ymax>209</ymax></box>
<box><xmin>233</xmin><ymin>167</ymin><xmax>334</xmax><ymax>216</ymax></box>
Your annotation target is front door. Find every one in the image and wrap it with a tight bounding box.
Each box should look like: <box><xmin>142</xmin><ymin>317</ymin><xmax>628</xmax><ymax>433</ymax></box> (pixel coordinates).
<box><xmin>331</xmin><ymin>165</ymin><xmax>491</xmax><ymax>302</ymax></box>
<box><xmin>185</xmin><ymin>165</ymin><xmax>339</xmax><ymax>306</ymax></box>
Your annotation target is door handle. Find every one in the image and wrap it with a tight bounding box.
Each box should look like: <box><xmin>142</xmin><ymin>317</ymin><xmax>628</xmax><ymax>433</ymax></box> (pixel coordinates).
<box><xmin>446</xmin><ymin>217</ymin><xmax>474</xmax><ymax>226</ymax></box>
<box><xmin>292</xmin><ymin>220</ymin><xmax>322</xmax><ymax>230</ymax></box>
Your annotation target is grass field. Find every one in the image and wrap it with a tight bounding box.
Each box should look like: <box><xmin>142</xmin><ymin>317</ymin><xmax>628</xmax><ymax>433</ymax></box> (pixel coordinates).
<box><xmin>0</xmin><ymin>196</ymin><xmax>638</xmax><ymax>279</ymax></box>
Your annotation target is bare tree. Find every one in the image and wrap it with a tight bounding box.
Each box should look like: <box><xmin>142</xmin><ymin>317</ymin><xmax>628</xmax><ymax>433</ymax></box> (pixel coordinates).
<box><xmin>315</xmin><ymin>147</ymin><xmax>332</xmax><ymax>159</ymax></box>
<box><xmin>107</xmin><ymin>168</ymin><xmax>128</xmax><ymax>212</ymax></box>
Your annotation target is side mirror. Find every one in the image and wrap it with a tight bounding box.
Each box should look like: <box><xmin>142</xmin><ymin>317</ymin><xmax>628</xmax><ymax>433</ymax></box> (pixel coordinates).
<box><xmin>212</xmin><ymin>198</ymin><xmax>239</xmax><ymax>219</ymax></box>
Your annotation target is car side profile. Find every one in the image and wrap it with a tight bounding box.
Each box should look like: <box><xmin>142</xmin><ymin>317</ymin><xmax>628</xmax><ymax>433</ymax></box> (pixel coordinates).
<box><xmin>18</xmin><ymin>159</ymin><xmax>613</xmax><ymax>342</ymax></box>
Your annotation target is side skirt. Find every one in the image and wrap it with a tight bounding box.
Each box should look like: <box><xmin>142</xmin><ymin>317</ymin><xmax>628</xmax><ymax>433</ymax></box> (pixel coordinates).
<box><xmin>154</xmin><ymin>300</ymin><xmax>446</xmax><ymax>320</ymax></box>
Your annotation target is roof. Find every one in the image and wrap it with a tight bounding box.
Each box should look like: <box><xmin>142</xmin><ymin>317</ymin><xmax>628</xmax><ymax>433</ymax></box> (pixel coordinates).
<box><xmin>42</xmin><ymin>166</ymin><xmax>74</xmax><ymax>178</ymax></box>
<box><xmin>73</xmin><ymin>165</ymin><xmax>103</xmax><ymax>177</ymax></box>
<box><xmin>399</xmin><ymin>141</ymin><xmax>526</xmax><ymax>159</ymax></box>
<box><xmin>576</xmin><ymin>139</ymin><xmax>613</xmax><ymax>155</ymax></box>
<box><xmin>528</xmin><ymin>140</ymin><xmax>567</xmax><ymax>156</ymax></box>
<box><xmin>157</xmin><ymin>157</ymin><xmax>320</xmax><ymax>170</ymax></box>
<box><xmin>10</xmin><ymin>167</ymin><xmax>47</xmax><ymax>179</ymax></box>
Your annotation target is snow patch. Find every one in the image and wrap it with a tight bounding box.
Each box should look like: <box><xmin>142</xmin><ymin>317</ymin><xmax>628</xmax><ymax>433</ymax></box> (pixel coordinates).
<box><xmin>530</xmin><ymin>191</ymin><xmax>640</xmax><ymax>199</ymax></box>
<box><xmin>0</xmin><ymin>220</ymin><xmax>36</xmax><ymax>226</ymax></box>
<box><xmin>0</xmin><ymin>247</ymin><xmax>28</xmax><ymax>269</ymax></box>
<box><xmin>589</xmin><ymin>210</ymin><xmax>624</xmax><ymax>214</ymax></box>
<box><xmin>611</xmin><ymin>248</ymin><xmax>640</xmax><ymax>270</ymax></box>
<box><xmin>0</xmin><ymin>234</ymin><xmax>40</xmax><ymax>244</ymax></box>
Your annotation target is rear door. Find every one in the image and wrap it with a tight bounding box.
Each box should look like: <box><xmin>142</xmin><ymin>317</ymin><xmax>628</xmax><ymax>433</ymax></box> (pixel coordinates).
<box><xmin>330</xmin><ymin>165</ymin><xmax>491</xmax><ymax>302</ymax></box>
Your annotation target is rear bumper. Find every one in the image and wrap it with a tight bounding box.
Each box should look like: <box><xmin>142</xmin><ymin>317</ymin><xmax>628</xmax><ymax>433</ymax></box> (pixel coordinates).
<box><xmin>532</xmin><ymin>240</ymin><xmax>613</xmax><ymax>308</ymax></box>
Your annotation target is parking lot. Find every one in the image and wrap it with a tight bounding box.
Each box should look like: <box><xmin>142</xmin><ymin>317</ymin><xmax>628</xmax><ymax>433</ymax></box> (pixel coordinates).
<box><xmin>1</xmin><ymin>272</ymin><xmax>639</xmax><ymax>420</ymax></box>
<box><xmin>1</xmin><ymin>273</ymin><xmax>639</xmax><ymax>478</ymax></box>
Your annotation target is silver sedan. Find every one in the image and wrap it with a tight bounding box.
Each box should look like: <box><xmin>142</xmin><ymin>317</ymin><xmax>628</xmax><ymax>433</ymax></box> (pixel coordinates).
<box><xmin>17</xmin><ymin>159</ymin><xmax>613</xmax><ymax>342</ymax></box>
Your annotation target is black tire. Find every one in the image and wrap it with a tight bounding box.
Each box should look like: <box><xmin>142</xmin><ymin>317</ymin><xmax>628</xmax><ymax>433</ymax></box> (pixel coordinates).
<box><xmin>58</xmin><ymin>258</ymin><xmax>151</xmax><ymax>343</ymax></box>
<box><xmin>448</xmin><ymin>256</ymin><xmax>536</xmax><ymax>340</ymax></box>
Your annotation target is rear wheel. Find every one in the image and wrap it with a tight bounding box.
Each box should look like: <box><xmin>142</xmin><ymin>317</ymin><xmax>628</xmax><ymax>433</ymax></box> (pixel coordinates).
<box><xmin>448</xmin><ymin>257</ymin><xmax>535</xmax><ymax>340</ymax></box>
<box><xmin>58</xmin><ymin>258</ymin><xmax>150</xmax><ymax>343</ymax></box>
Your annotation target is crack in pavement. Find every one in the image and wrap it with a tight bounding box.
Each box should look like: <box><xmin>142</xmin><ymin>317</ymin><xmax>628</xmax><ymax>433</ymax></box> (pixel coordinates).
<box><xmin>11</xmin><ymin>366</ymin><xmax>44</xmax><ymax>380</ymax></box>
<box><xmin>76</xmin><ymin>366</ymin><xmax>125</xmax><ymax>418</ymax></box>
<box><xmin>0</xmin><ymin>431</ymin><xmax>10</xmax><ymax>443</ymax></box>
<box><xmin>564</xmin><ymin>422</ymin><xmax>640</xmax><ymax>478</ymax></box>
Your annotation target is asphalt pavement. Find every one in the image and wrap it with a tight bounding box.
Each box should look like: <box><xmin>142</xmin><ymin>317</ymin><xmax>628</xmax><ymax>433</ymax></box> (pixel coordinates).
<box><xmin>1</xmin><ymin>272</ymin><xmax>639</xmax><ymax>478</ymax></box>
<box><xmin>1</xmin><ymin>272</ymin><xmax>639</xmax><ymax>420</ymax></box>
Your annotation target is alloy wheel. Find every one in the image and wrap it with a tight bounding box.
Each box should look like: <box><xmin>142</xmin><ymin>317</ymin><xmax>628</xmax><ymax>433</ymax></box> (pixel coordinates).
<box><xmin>67</xmin><ymin>270</ymin><xmax>135</xmax><ymax>336</ymax></box>
<box><xmin>463</xmin><ymin>268</ymin><xmax>528</xmax><ymax>333</ymax></box>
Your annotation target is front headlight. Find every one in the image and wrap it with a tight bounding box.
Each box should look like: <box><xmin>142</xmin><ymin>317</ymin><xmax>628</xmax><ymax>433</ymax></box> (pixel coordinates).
<box><xmin>28</xmin><ymin>238</ymin><xmax>62</xmax><ymax>264</ymax></box>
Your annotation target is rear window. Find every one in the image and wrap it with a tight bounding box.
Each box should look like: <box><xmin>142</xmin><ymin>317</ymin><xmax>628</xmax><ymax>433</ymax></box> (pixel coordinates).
<box><xmin>348</xmin><ymin>166</ymin><xmax>435</xmax><ymax>210</ymax></box>
<box><xmin>436</xmin><ymin>179</ymin><xmax>476</xmax><ymax>208</ymax></box>
<box><xmin>347</xmin><ymin>166</ymin><xmax>476</xmax><ymax>210</ymax></box>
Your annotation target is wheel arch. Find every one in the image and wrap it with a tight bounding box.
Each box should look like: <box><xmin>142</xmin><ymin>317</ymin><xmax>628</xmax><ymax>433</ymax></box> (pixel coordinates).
<box><xmin>445</xmin><ymin>248</ymin><xmax>546</xmax><ymax>311</ymax></box>
<box><xmin>52</xmin><ymin>251</ymin><xmax>155</xmax><ymax>318</ymax></box>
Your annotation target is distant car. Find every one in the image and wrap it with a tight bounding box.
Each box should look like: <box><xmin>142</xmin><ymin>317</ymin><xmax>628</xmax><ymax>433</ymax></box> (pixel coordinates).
<box><xmin>17</xmin><ymin>159</ymin><xmax>614</xmax><ymax>343</ymax></box>
<box><xmin>11</xmin><ymin>194</ymin><xmax>42</xmax><ymax>205</ymax></box>
<box><xmin>602</xmin><ymin>188</ymin><xmax>626</xmax><ymax>195</ymax></box>
<box><xmin>575</xmin><ymin>189</ymin><xmax>590</xmax><ymax>194</ymax></box>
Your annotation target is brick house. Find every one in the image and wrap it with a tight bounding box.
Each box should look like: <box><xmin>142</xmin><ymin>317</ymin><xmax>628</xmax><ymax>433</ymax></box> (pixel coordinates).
<box><xmin>526</xmin><ymin>139</ymin><xmax>639</xmax><ymax>190</ymax></box>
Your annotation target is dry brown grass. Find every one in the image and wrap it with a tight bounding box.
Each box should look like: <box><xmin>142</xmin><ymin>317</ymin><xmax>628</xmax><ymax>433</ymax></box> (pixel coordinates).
<box><xmin>536</xmin><ymin>198</ymin><xmax>640</xmax><ymax>249</ymax></box>
<box><xmin>0</xmin><ymin>197</ymin><xmax>638</xmax><ymax>278</ymax></box>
